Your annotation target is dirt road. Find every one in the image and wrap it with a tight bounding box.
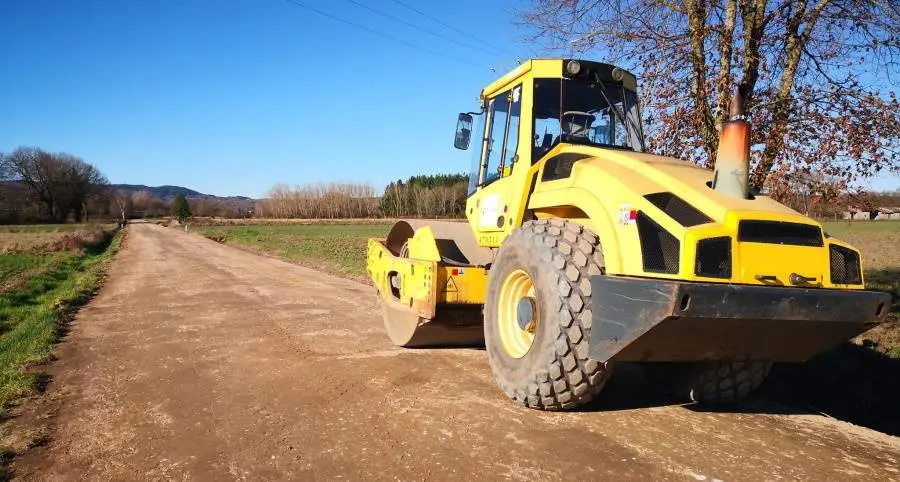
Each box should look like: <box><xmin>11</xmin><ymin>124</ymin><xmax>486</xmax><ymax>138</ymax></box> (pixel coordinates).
<box><xmin>12</xmin><ymin>223</ymin><xmax>900</xmax><ymax>480</ymax></box>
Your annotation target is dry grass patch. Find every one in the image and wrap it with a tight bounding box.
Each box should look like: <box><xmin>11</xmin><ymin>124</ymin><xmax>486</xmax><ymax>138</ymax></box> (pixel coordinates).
<box><xmin>0</xmin><ymin>225</ymin><xmax>115</xmax><ymax>254</ymax></box>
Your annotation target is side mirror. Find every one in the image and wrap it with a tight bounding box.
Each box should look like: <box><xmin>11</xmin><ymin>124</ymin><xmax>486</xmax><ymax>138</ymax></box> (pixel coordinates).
<box><xmin>454</xmin><ymin>113</ymin><xmax>474</xmax><ymax>150</ymax></box>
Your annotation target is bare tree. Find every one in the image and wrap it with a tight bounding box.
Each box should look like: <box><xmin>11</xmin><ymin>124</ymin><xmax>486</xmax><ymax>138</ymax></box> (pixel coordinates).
<box><xmin>111</xmin><ymin>189</ymin><xmax>132</xmax><ymax>223</ymax></box>
<box><xmin>0</xmin><ymin>146</ymin><xmax>108</xmax><ymax>221</ymax></box>
<box><xmin>1</xmin><ymin>147</ymin><xmax>63</xmax><ymax>219</ymax></box>
<box><xmin>54</xmin><ymin>153</ymin><xmax>108</xmax><ymax>221</ymax></box>
<box><xmin>520</xmin><ymin>0</ymin><xmax>900</xmax><ymax>193</ymax></box>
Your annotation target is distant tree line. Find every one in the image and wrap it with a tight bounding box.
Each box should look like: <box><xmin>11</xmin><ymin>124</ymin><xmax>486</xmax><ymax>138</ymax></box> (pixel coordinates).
<box><xmin>255</xmin><ymin>183</ymin><xmax>379</xmax><ymax>218</ymax></box>
<box><xmin>252</xmin><ymin>175</ymin><xmax>468</xmax><ymax>219</ymax></box>
<box><xmin>119</xmin><ymin>190</ymin><xmax>251</xmax><ymax>219</ymax></box>
<box><xmin>380</xmin><ymin>174</ymin><xmax>468</xmax><ymax>218</ymax></box>
<box><xmin>0</xmin><ymin>145</ymin><xmax>252</xmax><ymax>224</ymax></box>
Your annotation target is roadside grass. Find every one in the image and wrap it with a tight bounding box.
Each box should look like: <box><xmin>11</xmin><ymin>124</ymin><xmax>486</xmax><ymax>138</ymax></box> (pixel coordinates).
<box><xmin>821</xmin><ymin>219</ymin><xmax>900</xmax><ymax>236</ymax></box>
<box><xmin>0</xmin><ymin>229</ymin><xmax>122</xmax><ymax>414</ymax></box>
<box><xmin>0</xmin><ymin>253</ymin><xmax>62</xmax><ymax>296</ymax></box>
<box><xmin>190</xmin><ymin>217</ymin><xmax>397</xmax><ymax>227</ymax></box>
<box><xmin>197</xmin><ymin>219</ymin><xmax>898</xmax><ymax>347</ymax></box>
<box><xmin>198</xmin><ymin>220</ymin><xmax>897</xmax><ymax>290</ymax></box>
<box><xmin>195</xmin><ymin>223</ymin><xmax>391</xmax><ymax>279</ymax></box>
<box><xmin>197</xmin><ymin>220</ymin><xmax>898</xmax><ymax>313</ymax></box>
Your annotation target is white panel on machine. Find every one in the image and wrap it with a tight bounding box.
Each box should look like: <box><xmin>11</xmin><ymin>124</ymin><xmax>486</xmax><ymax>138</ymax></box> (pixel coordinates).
<box><xmin>479</xmin><ymin>195</ymin><xmax>501</xmax><ymax>228</ymax></box>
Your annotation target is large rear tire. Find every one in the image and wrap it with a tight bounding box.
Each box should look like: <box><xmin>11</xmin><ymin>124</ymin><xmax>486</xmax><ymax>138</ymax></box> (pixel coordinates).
<box><xmin>645</xmin><ymin>361</ymin><xmax>772</xmax><ymax>404</ymax></box>
<box><xmin>484</xmin><ymin>219</ymin><xmax>611</xmax><ymax>410</ymax></box>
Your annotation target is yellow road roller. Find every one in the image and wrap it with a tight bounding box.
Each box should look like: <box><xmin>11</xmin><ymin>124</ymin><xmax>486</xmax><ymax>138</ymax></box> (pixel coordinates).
<box><xmin>366</xmin><ymin>59</ymin><xmax>891</xmax><ymax>410</ymax></box>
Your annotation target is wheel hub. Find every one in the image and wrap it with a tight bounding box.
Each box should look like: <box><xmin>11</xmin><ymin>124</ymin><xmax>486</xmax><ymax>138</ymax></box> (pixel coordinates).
<box><xmin>516</xmin><ymin>297</ymin><xmax>536</xmax><ymax>331</ymax></box>
<box><xmin>497</xmin><ymin>269</ymin><xmax>538</xmax><ymax>358</ymax></box>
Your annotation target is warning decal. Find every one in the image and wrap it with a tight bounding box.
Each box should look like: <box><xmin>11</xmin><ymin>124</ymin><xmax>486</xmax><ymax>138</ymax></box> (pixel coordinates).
<box><xmin>443</xmin><ymin>277</ymin><xmax>458</xmax><ymax>293</ymax></box>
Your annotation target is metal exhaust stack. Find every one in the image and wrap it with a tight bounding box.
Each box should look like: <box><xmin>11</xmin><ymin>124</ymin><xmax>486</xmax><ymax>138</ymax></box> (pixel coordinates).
<box><xmin>712</xmin><ymin>92</ymin><xmax>750</xmax><ymax>199</ymax></box>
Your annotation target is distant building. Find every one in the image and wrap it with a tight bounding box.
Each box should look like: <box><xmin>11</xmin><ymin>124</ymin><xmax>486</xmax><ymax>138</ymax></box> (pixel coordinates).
<box><xmin>843</xmin><ymin>206</ymin><xmax>900</xmax><ymax>220</ymax></box>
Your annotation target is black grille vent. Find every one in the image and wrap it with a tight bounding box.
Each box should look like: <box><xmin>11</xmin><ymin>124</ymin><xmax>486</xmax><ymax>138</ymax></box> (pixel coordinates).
<box><xmin>738</xmin><ymin>221</ymin><xmax>823</xmax><ymax>247</ymax></box>
<box><xmin>645</xmin><ymin>192</ymin><xmax>712</xmax><ymax>227</ymax></box>
<box><xmin>636</xmin><ymin>211</ymin><xmax>680</xmax><ymax>273</ymax></box>
<box><xmin>695</xmin><ymin>237</ymin><xmax>732</xmax><ymax>278</ymax></box>
<box><xmin>830</xmin><ymin>244</ymin><xmax>862</xmax><ymax>284</ymax></box>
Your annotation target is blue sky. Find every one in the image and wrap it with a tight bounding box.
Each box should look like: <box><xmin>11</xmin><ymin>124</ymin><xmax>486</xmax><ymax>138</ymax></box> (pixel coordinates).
<box><xmin>1</xmin><ymin>0</ymin><xmax>898</xmax><ymax>197</ymax></box>
<box><xmin>0</xmin><ymin>0</ymin><xmax>529</xmax><ymax>197</ymax></box>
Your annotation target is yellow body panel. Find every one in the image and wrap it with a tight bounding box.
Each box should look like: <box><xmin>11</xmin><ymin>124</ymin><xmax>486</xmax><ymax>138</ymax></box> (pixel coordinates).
<box><xmin>366</xmin><ymin>238</ymin><xmax>487</xmax><ymax>320</ymax></box>
<box><xmin>367</xmin><ymin>239</ymin><xmax>438</xmax><ymax>318</ymax></box>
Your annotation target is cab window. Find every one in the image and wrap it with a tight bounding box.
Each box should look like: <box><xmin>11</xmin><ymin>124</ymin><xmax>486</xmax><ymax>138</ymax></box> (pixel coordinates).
<box><xmin>504</xmin><ymin>86</ymin><xmax>522</xmax><ymax>172</ymax></box>
<box><xmin>481</xmin><ymin>86</ymin><xmax>522</xmax><ymax>186</ymax></box>
<box><xmin>467</xmin><ymin>112</ymin><xmax>486</xmax><ymax>194</ymax></box>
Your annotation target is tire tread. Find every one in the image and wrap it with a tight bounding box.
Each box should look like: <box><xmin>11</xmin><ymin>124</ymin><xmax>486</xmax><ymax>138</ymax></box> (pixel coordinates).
<box><xmin>491</xmin><ymin>219</ymin><xmax>611</xmax><ymax>410</ymax></box>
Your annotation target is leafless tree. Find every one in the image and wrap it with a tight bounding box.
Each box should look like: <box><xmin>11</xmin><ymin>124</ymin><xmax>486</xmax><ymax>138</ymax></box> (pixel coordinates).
<box><xmin>110</xmin><ymin>189</ymin><xmax>132</xmax><ymax>222</ymax></box>
<box><xmin>0</xmin><ymin>146</ymin><xmax>108</xmax><ymax>221</ymax></box>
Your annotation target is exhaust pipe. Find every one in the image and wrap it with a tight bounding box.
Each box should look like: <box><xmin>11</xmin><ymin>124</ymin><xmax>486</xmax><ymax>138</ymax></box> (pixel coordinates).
<box><xmin>712</xmin><ymin>92</ymin><xmax>750</xmax><ymax>199</ymax></box>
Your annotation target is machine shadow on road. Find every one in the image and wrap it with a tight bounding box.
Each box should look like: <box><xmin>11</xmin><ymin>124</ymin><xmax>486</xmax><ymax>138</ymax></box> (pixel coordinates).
<box><xmin>576</xmin><ymin>363</ymin><xmax>811</xmax><ymax>416</ymax></box>
<box><xmin>575</xmin><ymin>348</ymin><xmax>900</xmax><ymax>438</ymax></box>
<box><xmin>759</xmin><ymin>342</ymin><xmax>900</xmax><ymax>436</ymax></box>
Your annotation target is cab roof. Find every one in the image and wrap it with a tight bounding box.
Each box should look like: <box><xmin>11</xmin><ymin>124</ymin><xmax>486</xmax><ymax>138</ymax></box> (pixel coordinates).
<box><xmin>481</xmin><ymin>59</ymin><xmax>638</xmax><ymax>99</ymax></box>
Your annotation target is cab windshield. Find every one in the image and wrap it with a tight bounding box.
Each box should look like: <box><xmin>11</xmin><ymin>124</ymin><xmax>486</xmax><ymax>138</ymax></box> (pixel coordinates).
<box><xmin>533</xmin><ymin>77</ymin><xmax>645</xmax><ymax>160</ymax></box>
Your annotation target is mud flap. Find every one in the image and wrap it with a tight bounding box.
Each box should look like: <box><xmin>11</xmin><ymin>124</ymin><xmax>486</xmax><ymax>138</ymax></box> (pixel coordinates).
<box><xmin>588</xmin><ymin>276</ymin><xmax>891</xmax><ymax>363</ymax></box>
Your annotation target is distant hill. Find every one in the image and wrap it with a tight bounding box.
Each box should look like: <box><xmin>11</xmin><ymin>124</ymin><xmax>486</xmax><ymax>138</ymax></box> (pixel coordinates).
<box><xmin>1</xmin><ymin>181</ymin><xmax>254</xmax><ymax>221</ymax></box>
<box><xmin>110</xmin><ymin>184</ymin><xmax>253</xmax><ymax>202</ymax></box>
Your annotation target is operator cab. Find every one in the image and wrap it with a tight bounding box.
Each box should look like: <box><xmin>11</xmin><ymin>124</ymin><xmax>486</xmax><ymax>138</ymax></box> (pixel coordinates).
<box><xmin>453</xmin><ymin>59</ymin><xmax>645</xmax><ymax>196</ymax></box>
<box><xmin>532</xmin><ymin>63</ymin><xmax>645</xmax><ymax>160</ymax></box>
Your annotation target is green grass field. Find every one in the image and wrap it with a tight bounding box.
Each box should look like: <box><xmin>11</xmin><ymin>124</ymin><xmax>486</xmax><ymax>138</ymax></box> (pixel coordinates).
<box><xmin>0</xmin><ymin>253</ymin><xmax>63</xmax><ymax>294</ymax></box>
<box><xmin>195</xmin><ymin>223</ymin><xmax>392</xmax><ymax>279</ymax></box>
<box><xmin>0</xmin><ymin>227</ymin><xmax>122</xmax><ymax>414</ymax></box>
<box><xmin>822</xmin><ymin>220</ymin><xmax>900</xmax><ymax>270</ymax></box>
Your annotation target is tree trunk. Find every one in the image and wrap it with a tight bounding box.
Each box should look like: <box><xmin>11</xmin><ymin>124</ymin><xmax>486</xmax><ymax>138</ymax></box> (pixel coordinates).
<box><xmin>685</xmin><ymin>0</ymin><xmax>717</xmax><ymax>163</ymax></box>
<box><xmin>752</xmin><ymin>0</ymin><xmax>831</xmax><ymax>190</ymax></box>
<box><xmin>713</xmin><ymin>0</ymin><xmax>738</xmax><ymax>133</ymax></box>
